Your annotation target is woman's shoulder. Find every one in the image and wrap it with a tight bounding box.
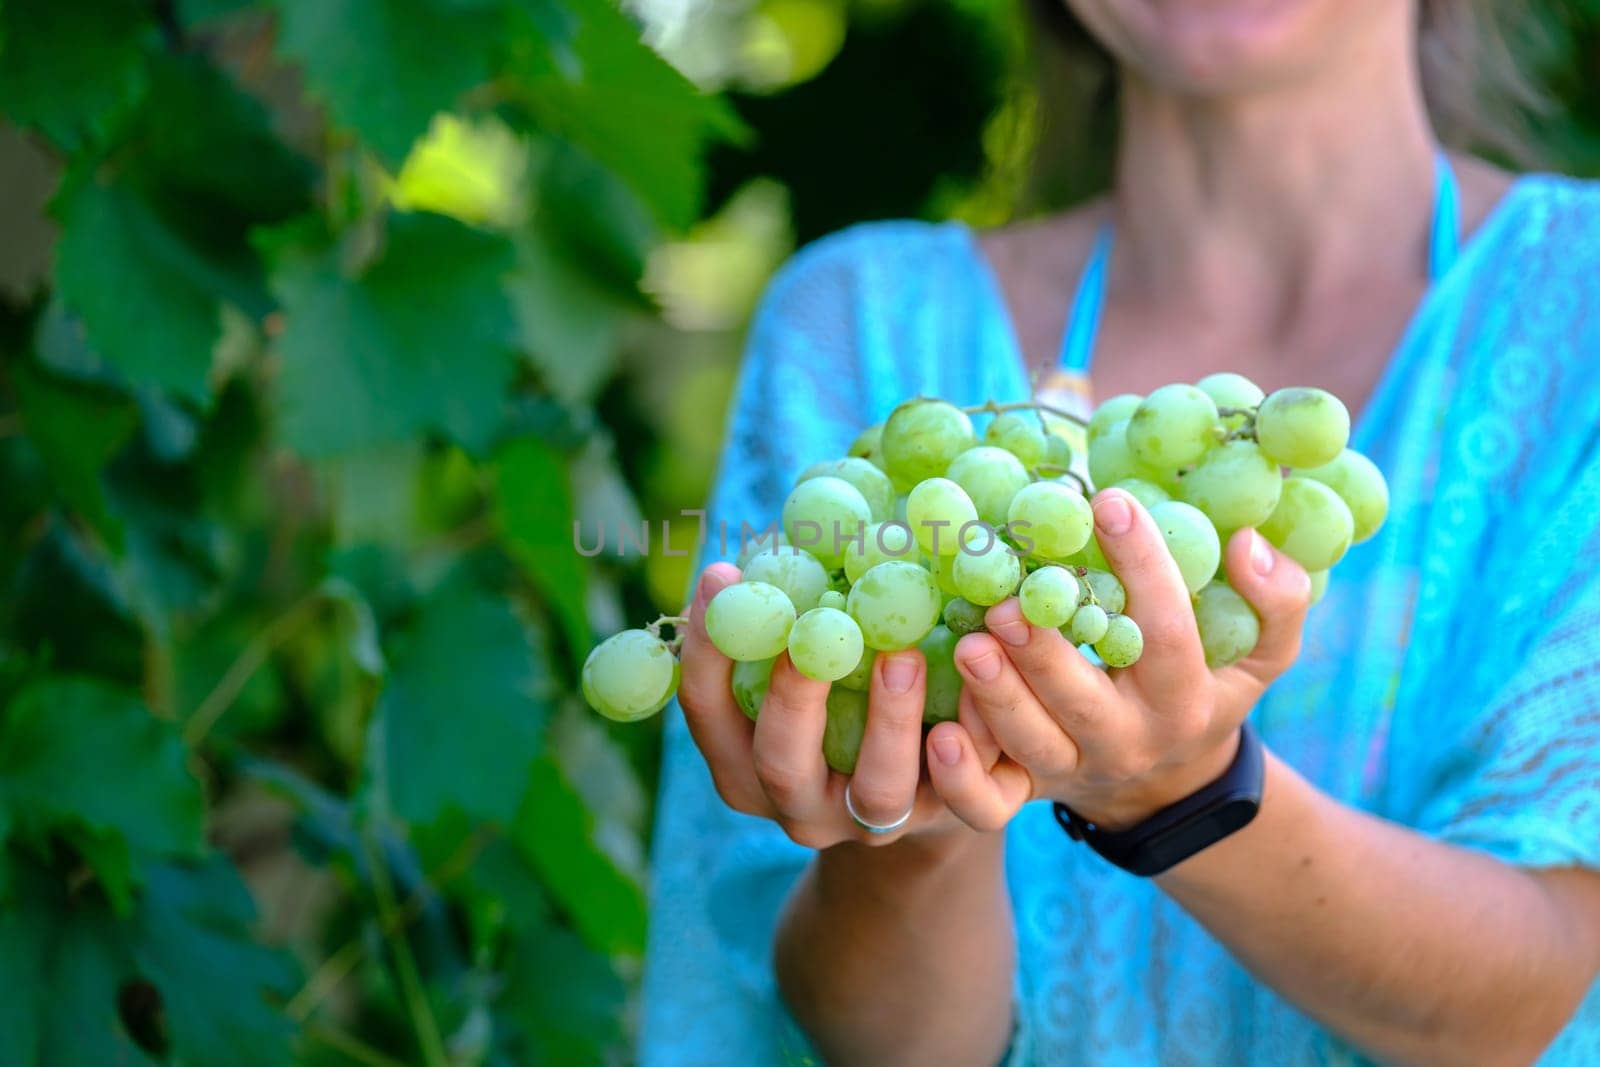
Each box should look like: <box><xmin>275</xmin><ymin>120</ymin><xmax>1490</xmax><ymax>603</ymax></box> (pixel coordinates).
<box><xmin>766</xmin><ymin>218</ymin><xmax>978</xmax><ymax>298</ymax></box>
<box><xmin>1489</xmin><ymin>167</ymin><xmax>1600</xmax><ymax>252</ymax></box>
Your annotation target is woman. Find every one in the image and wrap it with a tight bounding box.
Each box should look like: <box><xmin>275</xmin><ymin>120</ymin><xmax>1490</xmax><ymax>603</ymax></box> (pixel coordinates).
<box><xmin>642</xmin><ymin>1</ymin><xmax>1600</xmax><ymax>1063</ymax></box>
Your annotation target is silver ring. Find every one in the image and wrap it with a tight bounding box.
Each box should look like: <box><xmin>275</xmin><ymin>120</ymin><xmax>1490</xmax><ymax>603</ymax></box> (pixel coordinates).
<box><xmin>844</xmin><ymin>781</ymin><xmax>913</xmax><ymax>835</ymax></box>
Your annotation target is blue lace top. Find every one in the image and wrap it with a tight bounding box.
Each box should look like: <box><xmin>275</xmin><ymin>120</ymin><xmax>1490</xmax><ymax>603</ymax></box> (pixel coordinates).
<box><xmin>640</xmin><ymin>173</ymin><xmax>1600</xmax><ymax>1065</ymax></box>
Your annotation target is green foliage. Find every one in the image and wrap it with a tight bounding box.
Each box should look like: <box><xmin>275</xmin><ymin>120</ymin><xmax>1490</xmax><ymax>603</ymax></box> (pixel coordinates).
<box><xmin>0</xmin><ymin>0</ymin><xmax>732</xmax><ymax>1060</ymax></box>
<box><xmin>4</xmin><ymin>0</ymin><xmax>1598</xmax><ymax>1060</ymax></box>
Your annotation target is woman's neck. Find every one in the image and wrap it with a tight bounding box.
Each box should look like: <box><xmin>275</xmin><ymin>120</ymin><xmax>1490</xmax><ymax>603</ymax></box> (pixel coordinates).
<box><xmin>1108</xmin><ymin>14</ymin><xmax>1439</xmax><ymax>321</ymax></box>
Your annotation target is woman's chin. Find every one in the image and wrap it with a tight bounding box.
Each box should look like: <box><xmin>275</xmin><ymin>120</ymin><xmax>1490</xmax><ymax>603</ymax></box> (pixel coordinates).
<box><xmin>1116</xmin><ymin>0</ymin><xmax>1333</xmax><ymax>93</ymax></box>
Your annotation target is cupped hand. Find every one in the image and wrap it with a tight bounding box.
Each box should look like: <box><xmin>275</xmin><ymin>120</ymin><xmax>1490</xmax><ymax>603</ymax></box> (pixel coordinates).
<box><xmin>942</xmin><ymin>488</ymin><xmax>1313</xmax><ymax>832</ymax></box>
<box><xmin>677</xmin><ymin>563</ymin><xmax>1024</xmax><ymax>848</ymax></box>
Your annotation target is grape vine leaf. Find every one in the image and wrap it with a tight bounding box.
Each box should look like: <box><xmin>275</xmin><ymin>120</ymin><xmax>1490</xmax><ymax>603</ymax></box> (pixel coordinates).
<box><xmin>494</xmin><ymin>923</ymin><xmax>626</xmax><ymax>1064</ymax></box>
<box><xmin>506</xmin><ymin>0</ymin><xmax>742</xmax><ymax>229</ymax></box>
<box><xmin>11</xmin><ymin>361</ymin><xmax>139</xmax><ymax>550</ymax></box>
<box><xmin>495</xmin><ymin>436</ymin><xmax>590</xmax><ymax>657</ymax></box>
<box><xmin>126</xmin><ymin>860</ymin><xmax>300</xmax><ymax>1067</ymax></box>
<box><xmin>270</xmin><ymin>211</ymin><xmax>520</xmax><ymax>457</ymax></box>
<box><xmin>0</xmin><ymin>854</ymin><xmax>297</xmax><ymax>1067</ymax></box>
<box><xmin>0</xmin><ymin>678</ymin><xmax>205</xmax><ymax>913</ymax></box>
<box><xmin>364</xmin><ymin>586</ymin><xmax>551</xmax><ymax>827</ymax></box>
<box><xmin>270</xmin><ymin>0</ymin><xmax>502</xmax><ymax>165</ymax></box>
<box><xmin>52</xmin><ymin>174</ymin><xmax>224</xmax><ymax>405</ymax></box>
<box><xmin>0</xmin><ymin>0</ymin><xmax>155</xmax><ymax>153</ymax></box>
<box><xmin>512</xmin><ymin>755</ymin><xmax>646</xmax><ymax>957</ymax></box>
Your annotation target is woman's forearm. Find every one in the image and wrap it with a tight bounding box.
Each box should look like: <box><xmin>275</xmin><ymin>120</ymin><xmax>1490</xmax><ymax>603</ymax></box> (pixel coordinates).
<box><xmin>1159</xmin><ymin>751</ymin><xmax>1600</xmax><ymax>1066</ymax></box>
<box><xmin>775</xmin><ymin>829</ymin><xmax>1015</xmax><ymax>1067</ymax></box>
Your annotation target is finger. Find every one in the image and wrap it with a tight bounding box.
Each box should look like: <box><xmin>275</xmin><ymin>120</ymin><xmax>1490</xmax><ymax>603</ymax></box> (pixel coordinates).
<box><xmin>959</xmin><ymin>687</ymin><xmax>1003</xmax><ymax>770</ymax></box>
<box><xmin>1219</xmin><ymin>528</ymin><xmax>1312</xmax><ymax>695</ymax></box>
<box><xmin>926</xmin><ymin>723</ymin><xmax>1033</xmax><ymax>833</ymax></box>
<box><xmin>1091</xmin><ymin>489</ymin><xmax>1209</xmax><ymax>704</ymax></box>
<box><xmin>984</xmin><ymin>598</ymin><xmax>1114</xmax><ymax>733</ymax></box>
<box><xmin>955</xmin><ymin>632</ymin><xmax>1079</xmax><ymax>778</ymax></box>
<box><xmin>752</xmin><ymin>654</ymin><xmax>832</xmax><ymax>817</ymax></box>
<box><xmin>845</xmin><ymin>651</ymin><xmax>927</xmax><ymax>827</ymax></box>
<box><xmin>678</xmin><ymin>565</ymin><xmax>772</xmax><ymax>816</ymax></box>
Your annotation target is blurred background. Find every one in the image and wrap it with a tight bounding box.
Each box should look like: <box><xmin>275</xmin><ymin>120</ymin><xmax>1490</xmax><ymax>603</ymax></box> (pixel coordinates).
<box><xmin>0</xmin><ymin>1</ymin><xmax>1596</xmax><ymax>1063</ymax></box>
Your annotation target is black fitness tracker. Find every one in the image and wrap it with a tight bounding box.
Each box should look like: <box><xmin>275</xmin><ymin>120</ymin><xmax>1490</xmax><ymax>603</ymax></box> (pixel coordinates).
<box><xmin>1052</xmin><ymin>722</ymin><xmax>1265</xmax><ymax>877</ymax></box>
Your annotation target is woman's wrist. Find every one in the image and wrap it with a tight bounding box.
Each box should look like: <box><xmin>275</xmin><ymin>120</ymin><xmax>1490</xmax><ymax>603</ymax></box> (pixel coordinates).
<box><xmin>1058</xmin><ymin>729</ymin><xmax>1243</xmax><ymax>832</ymax></box>
<box><xmin>814</xmin><ymin>825</ymin><xmax>1004</xmax><ymax>905</ymax></box>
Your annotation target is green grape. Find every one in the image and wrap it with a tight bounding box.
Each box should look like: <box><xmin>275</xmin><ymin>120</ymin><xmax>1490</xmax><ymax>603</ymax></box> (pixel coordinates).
<box><xmin>782</xmin><ymin>475</ymin><xmax>872</xmax><ymax>569</ymax></box>
<box><xmin>799</xmin><ymin>456</ymin><xmax>897</xmax><ymax>523</ymax></box>
<box><xmin>788</xmin><ymin>607</ymin><xmax>867</xmax><ymax>682</ymax></box>
<box><xmin>881</xmin><ymin>398</ymin><xmax>976</xmax><ymax>485</ymax></box>
<box><xmin>1260</xmin><ymin>476</ymin><xmax>1355</xmax><ymax>571</ymax></box>
<box><xmin>1148</xmin><ymin>500</ymin><xmax>1222</xmax><ymax>595</ymax></box>
<box><xmin>920</xmin><ymin>625</ymin><xmax>962</xmax><ymax>724</ymax></box>
<box><xmin>846</xmin><ymin>561</ymin><xmax>943</xmax><ymax>651</ymax></box>
<box><xmin>952</xmin><ymin>529</ymin><xmax>1024</xmax><ymax>606</ymax></box>
<box><xmin>1308</xmin><ymin>569</ymin><xmax>1329</xmax><ymax>605</ymax></box>
<box><xmin>731</xmin><ymin>657</ymin><xmax>776</xmax><ymax>721</ymax></box>
<box><xmin>1193</xmin><ymin>582</ymin><xmax>1260</xmax><ymax>668</ymax></box>
<box><xmin>1095</xmin><ymin>614</ymin><xmax>1144</xmax><ymax>668</ymax></box>
<box><xmin>1296</xmin><ymin>449</ymin><xmax>1389</xmax><ymax>543</ymax></box>
<box><xmin>1043</xmin><ymin>432</ymin><xmax>1074</xmax><ymax>471</ymax></box>
<box><xmin>1111</xmin><ymin>477</ymin><xmax>1170</xmax><ymax>510</ymax></box>
<box><xmin>1179</xmin><ymin>440</ymin><xmax>1283</xmax><ymax>534</ymax></box>
<box><xmin>849</xmin><ymin>423</ymin><xmax>887</xmax><ymax>471</ymax></box>
<box><xmin>943</xmin><ymin>596</ymin><xmax>988</xmax><ymax>636</ymax></box>
<box><xmin>1068</xmin><ymin>603</ymin><xmax>1109</xmax><ymax>645</ymax></box>
<box><xmin>837</xmin><ymin>646</ymin><xmax>877</xmax><ymax>691</ymax></box>
<box><xmin>823</xmin><ymin>686</ymin><xmax>869</xmax><ymax>774</ymax></box>
<box><xmin>1087</xmin><ymin>418</ymin><xmax>1155</xmax><ymax>488</ymax></box>
<box><xmin>1019</xmin><ymin>566</ymin><xmax>1080</xmax><ymax>629</ymax></box>
<box><xmin>705</xmin><ymin>581</ymin><xmax>797</xmax><ymax>661</ymax></box>
<box><xmin>820</xmin><ymin>589</ymin><xmax>847</xmax><ymax>611</ymax></box>
<box><xmin>734</xmin><ymin>530</ymin><xmax>791</xmax><ymax>569</ymax></box>
<box><xmin>843</xmin><ymin>521</ymin><xmax>917</xmax><ymax>584</ymax></box>
<box><xmin>582</xmin><ymin>629</ymin><xmax>681</xmax><ymax>722</ymax></box>
<box><xmin>1082</xmin><ymin>570</ymin><xmax>1126</xmax><ymax>614</ymax></box>
<box><xmin>1088</xmin><ymin>394</ymin><xmax>1142</xmax><ymax>443</ymax></box>
<box><xmin>1006</xmin><ymin>481</ymin><xmax>1093</xmax><ymax>560</ymax></box>
<box><xmin>984</xmin><ymin>412</ymin><xmax>1049</xmax><ymax>470</ymax></box>
<box><xmin>1068</xmin><ymin>534</ymin><xmax>1112</xmax><ymax>573</ymax></box>
<box><xmin>926</xmin><ymin>550</ymin><xmax>961</xmax><ymax>596</ymax></box>
<box><xmin>1255</xmin><ymin>387</ymin><xmax>1350</xmax><ymax>469</ymax></box>
<box><xmin>1126</xmin><ymin>384</ymin><xmax>1220</xmax><ymax>470</ymax></box>
<box><xmin>906</xmin><ymin>477</ymin><xmax>979</xmax><ymax>557</ymax></box>
<box><xmin>1196</xmin><ymin>372</ymin><xmax>1265</xmax><ymax>425</ymax></box>
<box><xmin>742</xmin><ymin>545</ymin><xmax>831</xmax><ymax>614</ymax></box>
<box><xmin>947</xmin><ymin>446</ymin><xmax>1031</xmax><ymax>526</ymax></box>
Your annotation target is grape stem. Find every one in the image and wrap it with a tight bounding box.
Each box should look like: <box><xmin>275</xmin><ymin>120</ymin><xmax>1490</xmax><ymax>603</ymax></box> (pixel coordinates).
<box><xmin>961</xmin><ymin>399</ymin><xmax>1090</xmax><ymax>429</ymax></box>
<box><xmin>1034</xmin><ymin>464</ymin><xmax>1094</xmax><ymax>497</ymax></box>
<box><xmin>1217</xmin><ymin>406</ymin><xmax>1259</xmax><ymax>443</ymax></box>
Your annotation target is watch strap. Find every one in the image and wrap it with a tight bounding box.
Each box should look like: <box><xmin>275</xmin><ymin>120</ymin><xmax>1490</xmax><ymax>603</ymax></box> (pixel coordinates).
<box><xmin>1052</xmin><ymin>721</ymin><xmax>1264</xmax><ymax>877</ymax></box>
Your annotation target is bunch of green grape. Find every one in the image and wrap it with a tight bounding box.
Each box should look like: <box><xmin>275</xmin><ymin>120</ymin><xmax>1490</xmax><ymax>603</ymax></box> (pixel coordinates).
<box><xmin>583</xmin><ymin>374</ymin><xmax>1388</xmax><ymax>776</ymax></box>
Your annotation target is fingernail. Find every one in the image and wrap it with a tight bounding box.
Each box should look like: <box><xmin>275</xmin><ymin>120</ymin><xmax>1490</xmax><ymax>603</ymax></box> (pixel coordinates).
<box><xmin>1095</xmin><ymin>494</ymin><xmax>1134</xmax><ymax>536</ymax></box>
<box><xmin>884</xmin><ymin>655</ymin><xmax>917</xmax><ymax>694</ymax></box>
<box><xmin>1251</xmin><ymin>531</ymin><xmax>1275</xmax><ymax>576</ymax></box>
<box><xmin>932</xmin><ymin>734</ymin><xmax>962</xmax><ymax>766</ymax></box>
<box><xmin>966</xmin><ymin>650</ymin><xmax>1002</xmax><ymax>682</ymax></box>
<box><xmin>990</xmin><ymin>617</ymin><xmax>1029</xmax><ymax>647</ymax></box>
